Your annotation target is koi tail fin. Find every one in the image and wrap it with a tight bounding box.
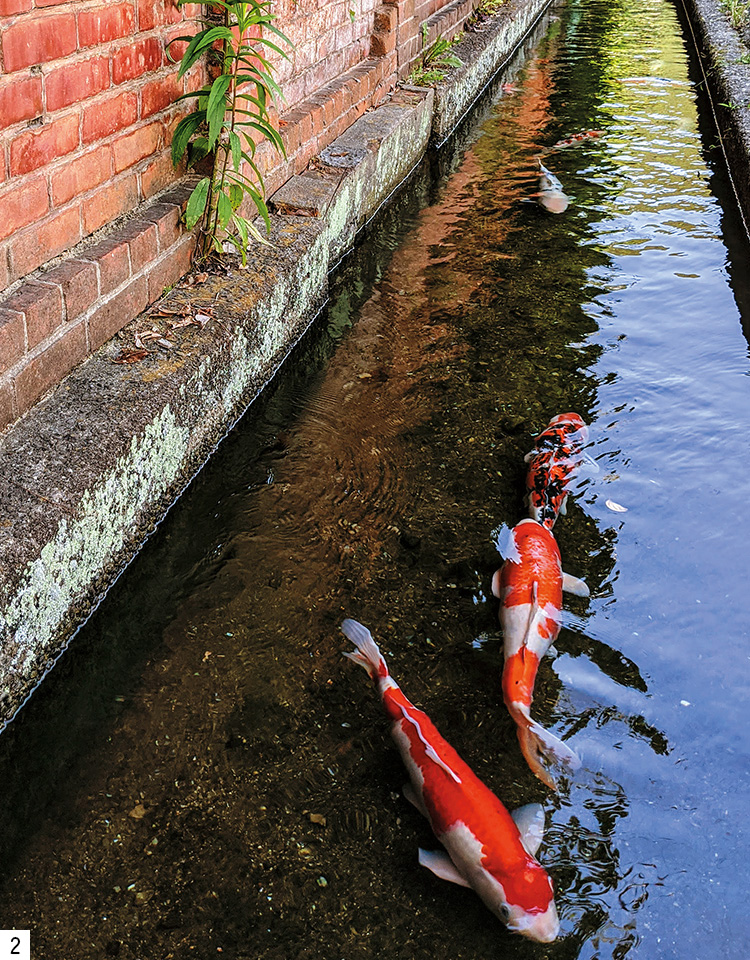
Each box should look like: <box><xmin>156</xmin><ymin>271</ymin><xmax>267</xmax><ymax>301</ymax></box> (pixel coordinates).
<box><xmin>515</xmin><ymin>713</ymin><xmax>581</xmax><ymax>791</ymax></box>
<box><xmin>341</xmin><ymin>619</ymin><xmax>388</xmax><ymax>681</ymax></box>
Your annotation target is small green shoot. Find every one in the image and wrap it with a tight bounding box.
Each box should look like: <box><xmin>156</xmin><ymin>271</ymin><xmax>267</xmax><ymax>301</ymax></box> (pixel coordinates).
<box><xmin>406</xmin><ymin>29</ymin><xmax>462</xmax><ymax>87</ymax></box>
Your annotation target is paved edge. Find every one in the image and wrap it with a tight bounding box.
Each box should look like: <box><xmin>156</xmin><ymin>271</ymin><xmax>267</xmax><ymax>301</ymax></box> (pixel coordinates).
<box><xmin>0</xmin><ymin>0</ymin><xmax>554</xmax><ymax>728</ymax></box>
<box><xmin>677</xmin><ymin>0</ymin><xmax>750</xmax><ymax>229</ymax></box>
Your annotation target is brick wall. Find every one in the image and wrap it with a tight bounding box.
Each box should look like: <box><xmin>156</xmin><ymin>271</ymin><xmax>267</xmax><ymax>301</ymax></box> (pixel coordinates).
<box><xmin>0</xmin><ymin>1</ymin><xmax>205</xmax><ymax>294</ymax></box>
<box><xmin>0</xmin><ymin>0</ymin><xmax>474</xmax><ymax>434</ymax></box>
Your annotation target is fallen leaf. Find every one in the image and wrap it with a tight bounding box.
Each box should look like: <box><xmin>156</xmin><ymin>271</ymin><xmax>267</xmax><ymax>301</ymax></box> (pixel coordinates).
<box><xmin>194</xmin><ymin>313</ymin><xmax>212</xmax><ymax>327</ymax></box>
<box><xmin>129</xmin><ymin>803</ymin><xmax>147</xmax><ymax>819</ymax></box>
<box><xmin>113</xmin><ymin>348</ymin><xmax>149</xmax><ymax>364</ymax></box>
<box><xmin>155</xmin><ymin>338</ymin><xmax>175</xmax><ymax>349</ymax></box>
<box><xmin>605</xmin><ymin>499</ymin><xmax>628</xmax><ymax>513</ymax></box>
<box><xmin>194</xmin><ymin>272</ymin><xmax>209</xmax><ymax>284</ymax></box>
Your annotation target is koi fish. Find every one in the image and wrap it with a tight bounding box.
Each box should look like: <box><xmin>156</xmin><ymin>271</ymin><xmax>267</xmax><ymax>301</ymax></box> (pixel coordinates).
<box><xmin>550</xmin><ymin>129</ymin><xmax>604</xmax><ymax>150</ymax></box>
<box><xmin>341</xmin><ymin>618</ymin><xmax>560</xmax><ymax>942</ymax></box>
<box><xmin>492</xmin><ymin>519</ymin><xmax>587</xmax><ymax>790</ymax></box>
<box><xmin>536</xmin><ymin>161</ymin><xmax>569</xmax><ymax>214</ymax></box>
<box><xmin>525</xmin><ymin>412</ymin><xmax>594</xmax><ymax>529</ymax></box>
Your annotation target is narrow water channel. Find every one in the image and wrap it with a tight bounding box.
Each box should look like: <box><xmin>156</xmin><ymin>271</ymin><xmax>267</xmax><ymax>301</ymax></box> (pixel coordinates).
<box><xmin>2</xmin><ymin>0</ymin><xmax>750</xmax><ymax>957</ymax></box>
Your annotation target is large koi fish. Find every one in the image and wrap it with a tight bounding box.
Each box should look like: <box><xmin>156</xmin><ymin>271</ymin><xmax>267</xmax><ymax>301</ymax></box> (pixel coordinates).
<box><xmin>492</xmin><ymin>519</ymin><xmax>587</xmax><ymax>790</ymax></box>
<box><xmin>341</xmin><ymin>618</ymin><xmax>560</xmax><ymax>942</ymax></box>
<box><xmin>525</xmin><ymin>413</ymin><xmax>593</xmax><ymax>529</ymax></box>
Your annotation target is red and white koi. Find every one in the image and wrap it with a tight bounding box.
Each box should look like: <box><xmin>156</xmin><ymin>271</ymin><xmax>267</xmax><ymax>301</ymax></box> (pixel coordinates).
<box><xmin>525</xmin><ymin>412</ymin><xmax>594</xmax><ymax>530</ymax></box>
<box><xmin>341</xmin><ymin>618</ymin><xmax>560</xmax><ymax>943</ymax></box>
<box><xmin>550</xmin><ymin>129</ymin><xmax>604</xmax><ymax>150</ymax></box>
<box><xmin>492</xmin><ymin>519</ymin><xmax>588</xmax><ymax>790</ymax></box>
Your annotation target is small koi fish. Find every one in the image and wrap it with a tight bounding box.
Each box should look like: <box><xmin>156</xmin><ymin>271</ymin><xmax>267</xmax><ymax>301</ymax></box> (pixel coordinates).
<box><xmin>492</xmin><ymin>519</ymin><xmax>588</xmax><ymax>789</ymax></box>
<box><xmin>525</xmin><ymin>413</ymin><xmax>595</xmax><ymax>529</ymax></box>
<box><xmin>536</xmin><ymin>161</ymin><xmax>569</xmax><ymax>214</ymax></box>
<box><xmin>550</xmin><ymin>129</ymin><xmax>604</xmax><ymax>150</ymax></box>
<box><xmin>342</xmin><ymin>618</ymin><xmax>560</xmax><ymax>942</ymax></box>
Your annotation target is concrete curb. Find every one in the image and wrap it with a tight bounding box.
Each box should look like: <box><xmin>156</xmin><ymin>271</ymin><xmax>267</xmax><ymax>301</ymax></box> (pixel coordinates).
<box><xmin>676</xmin><ymin>0</ymin><xmax>750</xmax><ymax>229</ymax></box>
<box><xmin>0</xmin><ymin>0</ymin><xmax>555</xmax><ymax>728</ymax></box>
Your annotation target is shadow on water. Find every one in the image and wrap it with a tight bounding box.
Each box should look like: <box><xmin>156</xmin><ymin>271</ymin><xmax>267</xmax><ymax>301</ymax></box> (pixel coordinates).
<box><xmin>6</xmin><ymin>0</ymin><xmax>750</xmax><ymax>955</ymax></box>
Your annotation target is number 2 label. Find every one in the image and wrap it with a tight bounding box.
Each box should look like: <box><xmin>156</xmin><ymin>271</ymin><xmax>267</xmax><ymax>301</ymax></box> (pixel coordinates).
<box><xmin>0</xmin><ymin>931</ymin><xmax>29</xmax><ymax>959</ymax></box>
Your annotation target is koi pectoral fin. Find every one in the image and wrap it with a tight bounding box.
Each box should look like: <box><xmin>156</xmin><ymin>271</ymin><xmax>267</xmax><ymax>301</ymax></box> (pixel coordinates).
<box><xmin>562</xmin><ymin>572</ymin><xmax>590</xmax><ymax>597</ymax></box>
<box><xmin>511</xmin><ymin>803</ymin><xmax>546</xmax><ymax>857</ymax></box>
<box><xmin>418</xmin><ymin>849</ymin><xmax>471</xmax><ymax>888</ymax></box>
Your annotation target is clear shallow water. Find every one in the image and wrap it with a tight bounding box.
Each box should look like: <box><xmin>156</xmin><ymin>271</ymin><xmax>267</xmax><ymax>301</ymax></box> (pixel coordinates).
<box><xmin>2</xmin><ymin>0</ymin><xmax>750</xmax><ymax>957</ymax></box>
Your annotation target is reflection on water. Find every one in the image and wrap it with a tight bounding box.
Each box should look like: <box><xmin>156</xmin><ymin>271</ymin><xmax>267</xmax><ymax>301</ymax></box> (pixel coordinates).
<box><xmin>2</xmin><ymin>0</ymin><xmax>750</xmax><ymax>957</ymax></box>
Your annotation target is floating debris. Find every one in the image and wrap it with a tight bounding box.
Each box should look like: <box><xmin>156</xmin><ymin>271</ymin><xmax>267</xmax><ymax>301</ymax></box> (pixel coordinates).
<box><xmin>605</xmin><ymin>499</ymin><xmax>628</xmax><ymax>513</ymax></box>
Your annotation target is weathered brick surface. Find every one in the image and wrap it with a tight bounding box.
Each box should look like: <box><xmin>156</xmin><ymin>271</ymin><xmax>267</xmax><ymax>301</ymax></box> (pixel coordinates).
<box><xmin>146</xmin><ymin>234</ymin><xmax>195</xmax><ymax>302</ymax></box>
<box><xmin>14</xmin><ymin>321</ymin><xmax>88</xmax><ymax>414</ymax></box>
<box><xmin>9</xmin><ymin>112</ymin><xmax>80</xmax><ymax>177</ymax></box>
<box><xmin>82</xmin><ymin>174</ymin><xmax>139</xmax><ymax>234</ymax></box>
<box><xmin>78</xmin><ymin>4</ymin><xmax>136</xmax><ymax>49</ymax></box>
<box><xmin>0</xmin><ymin>309</ymin><xmax>26</xmax><ymax>373</ymax></box>
<box><xmin>3</xmin><ymin>280</ymin><xmax>63</xmax><ymax>352</ymax></box>
<box><xmin>2</xmin><ymin>13</ymin><xmax>77</xmax><ymax>71</ymax></box>
<box><xmin>81</xmin><ymin>238</ymin><xmax>132</xmax><ymax>297</ymax></box>
<box><xmin>0</xmin><ymin>75</ymin><xmax>43</xmax><ymax>131</ymax></box>
<box><xmin>8</xmin><ymin>207</ymin><xmax>82</xmax><ymax>282</ymax></box>
<box><xmin>0</xmin><ymin>178</ymin><xmax>49</xmax><ymax>243</ymax></box>
<box><xmin>45</xmin><ymin>57</ymin><xmax>110</xmax><ymax>112</ymax></box>
<box><xmin>0</xmin><ymin>378</ymin><xmax>16</xmax><ymax>434</ymax></box>
<box><xmin>43</xmin><ymin>260</ymin><xmax>100</xmax><ymax>322</ymax></box>
<box><xmin>88</xmin><ymin>275</ymin><xmax>148</xmax><ymax>351</ymax></box>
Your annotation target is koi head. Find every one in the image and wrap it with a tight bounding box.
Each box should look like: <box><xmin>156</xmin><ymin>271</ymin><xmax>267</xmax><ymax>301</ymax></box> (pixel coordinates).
<box><xmin>479</xmin><ymin>856</ymin><xmax>560</xmax><ymax>942</ymax></box>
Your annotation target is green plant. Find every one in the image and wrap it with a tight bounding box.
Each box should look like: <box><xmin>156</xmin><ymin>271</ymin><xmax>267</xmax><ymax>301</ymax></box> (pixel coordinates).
<box><xmin>168</xmin><ymin>0</ymin><xmax>292</xmax><ymax>263</ymax></box>
<box><xmin>718</xmin><ymin>0</ymin><xmax>750</xmax><ymax>29</ymax></box>
<box><xmin>406</xmin><ymin>25</ymin><xmax>462</xmax><ymax>86</ymax></box>
<box><xmin>477</xmin><ymin>0</ymin><xmax>505</xmax><ymax>14</ymax></box>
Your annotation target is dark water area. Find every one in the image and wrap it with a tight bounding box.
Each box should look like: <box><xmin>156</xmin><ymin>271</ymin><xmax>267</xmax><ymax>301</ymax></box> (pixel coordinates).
<box><xmin>2</xmin><ymin>0</ymin><xmax>750</xmax><ymax>956</ymax></box>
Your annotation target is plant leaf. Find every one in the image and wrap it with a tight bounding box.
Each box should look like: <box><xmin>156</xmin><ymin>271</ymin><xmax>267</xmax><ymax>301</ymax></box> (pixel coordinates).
<box><xmin>172</xmin><ymin>111</ymin><xmax>206</xmax><ymax>166</ymax></box>
<box><xmin>207</xmin><ymin>74</ymin><xmax>232</xmax><ymax>149</ymax></box>
<box><xmin>229</xmin><ymin>130</ymin><xmax>242</xmax><ymax>170</ymax></box>
<box><xmin>184</xmin><ymin>177</ymin><xmax>211</xmax><ymax>230</ymax></box>
<box><xmin>216</xmin><ymin>189</ymin><xmax>233</xmax><ymax>230</ymax></box>
<box><xmin>177</xmin><ymin>26</ymin><xmax>235</xmax><ymax>80</ymax></box>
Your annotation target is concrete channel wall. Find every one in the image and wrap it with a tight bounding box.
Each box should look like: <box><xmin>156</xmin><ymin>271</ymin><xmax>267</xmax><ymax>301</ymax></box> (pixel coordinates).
<box><xmin>0</xmin><ymin>0</ymin><xmax>554</xmax><ymax>729</ymax></box>
<box><xmin>676</xmin><ymin>0</ymin><xmax>750</xmax><ymax>230</ymax></box>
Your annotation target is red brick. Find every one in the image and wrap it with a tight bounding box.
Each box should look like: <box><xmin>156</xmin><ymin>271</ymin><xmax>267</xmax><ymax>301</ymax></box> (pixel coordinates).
<box><xmin>163</xmin><ymin>21</ymin><xmax>199</xmax><ymax>63</ymax></box>
<box><xmin>140</xmin><ymin>151</ymin><xmax>181</xmax><ymax>198</ymax></box>
<box><xmin>82</xmin><ymin>173</ymin><xmax>139</xmax><ymax>234</ymax></box>
<box><xmin>138</xmin><ymin>0</ymin><xmax>184</xmax><ymax>31</ymax></box>
<box><xmin>0</xmin><ymin>308</ymin><xmax>26</xmax><ymax>372</ymax></box>
<box><xmin>78</xmin><ymin>3</ymin><xmax>135</xmax><ymax>48</ymax></box>
<box><xmin>88</xmin><ymin>275</ymin><xmax>148</xmax><ymax>350</ymax></box>
<box><xmin>112</xmin><ymin>121</ymin><xmax>163</xmax><ymax>174</ymax></box>
<box><xmin>2</xmin><ymin>13</ymin><xmax>77</xmax><ymax>72</ymax></box>
<box><xmin>51</xmin><ymin>147</ymin><xmax>113</xmax><ymax>206</ymax></box>
<box><xmin>14</xmin><ymin>320</ymin><xmax>87</xmax><ymax>415</ymax></box>
<box><xmin>9</xmin><ymin>113</ymin><xmax>79</xmax><ymax>177</ymax></box>
<box><xmin>0</xmin><ymin>377</ymin><xmax>17</xmax><ymax>433</ymax></box>
<box><xmin>0</xmin><ymin>75</ymin><xmax>42</xmax><ymax>132</ymax></box>
<box><xmin>0</xmin><ymin>177</ymin><xmax>49</xmax><ymax>242</ymax></box>
<box><xmin>82</xmin><ymin>91</ymin><xmax>138</xmax><ymax>144</ymax></box>
<box><xmin>0</xmin><ymin>244</ymin><xmax>9</xmax><ymax>293</ymax></box>
<box><xmin>0</xmin><ymin>0</ymin><xmax>31</xmax><ymax>14</ymax></box>
<box><xmin>8</xmin><ymin>207</ymin><xmax>81</xmax><ymax>283</ymax></box>
<box><xmin>120</xmin><ymin>218</ymin><xmax>158</xmax><ymax>272</ymax></box>
<box><xmin>146</xmin><ymin>234</ymin><xmax>194</xmax><ymax>303</ymax></box>
<box><xmin>141</xmin><ymin>73</ymin><xmax>182</xmax><ymax>119</ymax></box>
<box><xmin>81</xmin><ymin>236</ymin><xmax>131</xmax><ymax>295</ymax></box>
<box><xmin>141</xmin><ymin>200</ymin><xmax>182</xmax><ymax>251</ymax></box>
<box><xmin>35</xmin><ymin>0</ymin><xmax>74</xmax><ymax>6</ymax></box>
<box><xmin>112</xmin><ymin>36</ymin><xmax>163</xmax><ymax>85</ymax></box>
<box><xmin>43</xmin><ymin>259</ymin><xmax>99</xmax><ymax>321</ymax></box>
<box><xmin>45</xmin><ymin>57</ymin><xmax>110</xmax><ymax>112</ymax></box>
<box><xmin>3</xmin><ymin>279</ymin><xmax>63</xmax><ymax>351</ymax></box>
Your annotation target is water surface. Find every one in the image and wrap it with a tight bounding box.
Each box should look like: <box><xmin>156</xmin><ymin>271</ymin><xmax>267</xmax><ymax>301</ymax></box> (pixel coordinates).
<box><xmin>2</xmin><ymin>0</ymin><xmax>750</xmax><ymax>957</ymax></box>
